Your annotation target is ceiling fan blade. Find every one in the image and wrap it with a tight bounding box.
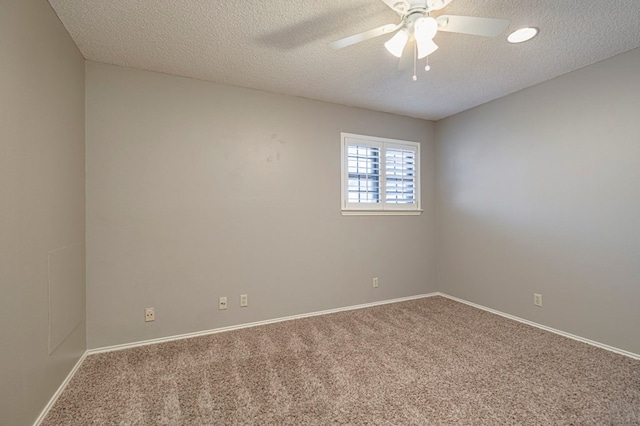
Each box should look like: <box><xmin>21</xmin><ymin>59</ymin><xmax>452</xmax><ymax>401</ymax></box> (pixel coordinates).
<box><xmin>436</xmin><ymin>15</ymin><xmax>510</xmax><ymax>37</ymax></box>
<box><xmin>398</xmin><ymin>39</ymin><xmax>415</xmax><ymax>71</ymax></box>
<box><xmin>330</xmin><ymin>23</ymin><xmax>400</xmax><ymax>50</ymax></box>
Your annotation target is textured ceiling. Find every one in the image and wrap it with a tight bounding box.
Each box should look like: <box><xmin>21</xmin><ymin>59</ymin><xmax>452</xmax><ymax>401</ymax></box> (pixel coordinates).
<box><xmin>48</xmin><ymin>0</ymin><xmax>640</xmax><ymax>120</ymax></box>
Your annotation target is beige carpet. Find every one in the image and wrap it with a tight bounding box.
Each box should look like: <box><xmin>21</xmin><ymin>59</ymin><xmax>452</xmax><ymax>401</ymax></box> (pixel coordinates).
<box><xmin>43</xmin><ymin>297</ymin><xmax>640</xmax><ymax>425</ymax></box>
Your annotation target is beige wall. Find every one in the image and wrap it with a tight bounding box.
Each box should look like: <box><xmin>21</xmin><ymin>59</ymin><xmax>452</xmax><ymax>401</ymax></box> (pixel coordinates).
<box><xmin>85</xmin><ymin>61</ymin><xmax>437</xmax><ymax>349</ymax></box>
<box><xmin>0</xmin><ymin>0</ymin><xmax>86</xmax><ymax>424</ymax></box>
<box><xmin>436</xmin><ymin>48</ymin><xmax>640</xmax><ymax>355</ymax></box>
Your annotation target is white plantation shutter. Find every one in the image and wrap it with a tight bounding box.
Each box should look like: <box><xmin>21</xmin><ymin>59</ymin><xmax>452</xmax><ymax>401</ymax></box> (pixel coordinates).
<box><xmin>341</xmin><ymin>133</ymin><xmax>420</xmax><ymax>214</ymax></box>
<box><xmin>347</xmin><ymin>145</ymin><xmax>380</xmax><ymax>204</ymax></box>
<box><xmin>385</xmin><ymin>146</ymin><xmax>417</xmax><ymax>206</ymax></box>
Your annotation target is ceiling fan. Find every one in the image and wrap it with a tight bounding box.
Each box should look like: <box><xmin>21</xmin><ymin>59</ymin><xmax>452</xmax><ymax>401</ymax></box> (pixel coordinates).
<box><xmin>330</xmin><ymin>0</ymin><xmax>510</xmax><ymax>78</ymax></box>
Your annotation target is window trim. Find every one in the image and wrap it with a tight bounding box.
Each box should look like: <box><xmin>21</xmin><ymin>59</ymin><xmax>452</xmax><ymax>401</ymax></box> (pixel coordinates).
<box><xmin>341</xmin><ymin>133</ymin><xmax>422</xmax><ymax>216</ymax></box>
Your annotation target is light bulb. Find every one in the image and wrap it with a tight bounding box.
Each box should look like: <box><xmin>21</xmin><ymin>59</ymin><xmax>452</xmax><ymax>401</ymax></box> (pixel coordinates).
<box><xmin>385</xmin><ymin>29</ymin><xmax>409</xmax><ymax>58</ymax></box>
<box><xmin>425</xmin><ymin>65</ymin><xmax>431</xmax><ymax>71</ymax></box>
<box><xmin>412</xmin><ymin>74</ymin><xmax>417</xmax><ymax>81</ymax></box>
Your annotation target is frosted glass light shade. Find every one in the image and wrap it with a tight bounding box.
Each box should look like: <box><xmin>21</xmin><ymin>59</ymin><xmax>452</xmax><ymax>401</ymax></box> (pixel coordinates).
<box><xmin>414</xmin><ymin>17</ymin><xmax>438</xmax><ymax>40</ymax></box>
<box><xmin>416</xmin><ymin>38</ymin><xmax>438</xmax><ymax>59</ymax></box>
<box><xmin>385</xmin><ymin>29</ymin><xmax>410</xmax><ymax>58</ymax></box>
<box><xmin>414</xmin><ymin>17</ymin><xmax>439</xmax><ymax>59</ymax></box>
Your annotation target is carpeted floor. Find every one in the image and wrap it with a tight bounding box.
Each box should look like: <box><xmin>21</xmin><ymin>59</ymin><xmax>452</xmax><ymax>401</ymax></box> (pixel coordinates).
<box><xmin>43</xmin><ymin>296</ymin><xmax>640</xmax><ymax>425</ymax></box>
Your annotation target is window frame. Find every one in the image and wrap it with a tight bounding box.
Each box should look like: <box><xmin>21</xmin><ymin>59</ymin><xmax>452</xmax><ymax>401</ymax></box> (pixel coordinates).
<box><xmin>341</xmin><ymin>133</ymin><xmax>422</xmax><ymax>216</ymax></box>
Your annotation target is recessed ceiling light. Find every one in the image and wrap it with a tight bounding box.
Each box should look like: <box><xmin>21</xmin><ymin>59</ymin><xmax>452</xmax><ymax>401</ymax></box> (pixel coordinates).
<box><xmin>507</xmin><ymin>27</ymin><xmax>539</xmax><ymax>44</ymax></box>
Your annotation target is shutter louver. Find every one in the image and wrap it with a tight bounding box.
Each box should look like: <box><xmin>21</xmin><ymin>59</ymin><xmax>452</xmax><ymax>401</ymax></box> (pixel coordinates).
<box><xmin>385</xmin><ymin>148</ymin><xmax>416</xmax><ymax>204</ymax></box>
<box><xmin>347</xmin><ymin>145</ymin><xmax>380</xmax><ymax>204</ymax></box>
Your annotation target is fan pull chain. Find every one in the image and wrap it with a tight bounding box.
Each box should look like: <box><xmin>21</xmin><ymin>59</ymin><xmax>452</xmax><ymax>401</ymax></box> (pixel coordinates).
<box><xmin>425</xmin><ymin>55</ymin><xmax>431</xmax><ymax>71</ymax></box>
<box><xmin>412</xmin><ymin>42</ymin><xmax>418</xmax><ymax>81</ymax></box>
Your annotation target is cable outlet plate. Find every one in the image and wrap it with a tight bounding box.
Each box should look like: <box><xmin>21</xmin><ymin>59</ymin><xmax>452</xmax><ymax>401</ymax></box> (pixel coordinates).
<box><xmin>219</xmin><ymin>297</ymin><xmax>228</xmax><ymax>310</ymax></box>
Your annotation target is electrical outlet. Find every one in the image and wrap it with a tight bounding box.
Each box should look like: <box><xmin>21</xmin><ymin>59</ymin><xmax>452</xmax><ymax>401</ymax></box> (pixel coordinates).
<box><xmin>240</xmin><ymin>294</ymin><xmax>248</xmax><ymax>307</ymax></box>
<box><xmin>219</xmin><ymin>296</ymin><xmax>228</xmax><ymax>310</ymax></box>
<box><xmin>534</xmin><ymin>293</ymin><xmax>543</xmax><ymax>307</ymax></box>
<box><xmin>145</xmin><ymin>307</ymin><xmax>155</xmax><ymax>322</ymax></box>
<box><xmin>373</xmin><ymin>277</ymin><xmax>379</xmax><ymax>288</ymax></box>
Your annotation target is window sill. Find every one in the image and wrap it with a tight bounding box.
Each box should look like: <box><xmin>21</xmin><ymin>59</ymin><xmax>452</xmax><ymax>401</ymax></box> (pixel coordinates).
<box><xmin>341</xmin><ymin>210</ymin><xmax>423</xmax><ymax>216</ymax></box>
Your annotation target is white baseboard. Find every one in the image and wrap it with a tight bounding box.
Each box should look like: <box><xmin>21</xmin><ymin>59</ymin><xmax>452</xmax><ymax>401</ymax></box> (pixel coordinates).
<box><xmin>437</xmin><ymin>292</ymin><xmax>640</xmax><ymax>360</ymax></box>
<box><xmin>88</xmin><ymin>293</ymin><xmax>439</xmax><ymax>355</ymax></box>
<box><xmin>33</xmin><ymin>350</ymin><xmax>89</xmax><ymax>426</ymax></box>
<box><xmin>35</xmin><ymin>291</ymin><xmax>639</xmax><ymax>424</ymax></box>
<box><xmin>35</xmin><ymin>293</ymin><xmax>437</xmax><ymax>424</ymax></box>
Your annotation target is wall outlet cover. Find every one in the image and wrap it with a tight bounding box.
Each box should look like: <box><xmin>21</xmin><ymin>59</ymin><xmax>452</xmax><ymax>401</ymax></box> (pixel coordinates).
<box><xmin>145</xmin><ymin>307</ymin><xmax>155</xmax><ymax>322</ymax></box>
<box><xmin>534</xmin><ymin>293</ymin><xmax>543</xmax><ymax>307</ymax></box>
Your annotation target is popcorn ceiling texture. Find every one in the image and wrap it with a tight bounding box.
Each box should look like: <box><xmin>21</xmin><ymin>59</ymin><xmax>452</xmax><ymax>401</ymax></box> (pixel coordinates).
<box><xmin>43</xmin><ymin>297</ymin><xmax>640</xmax><ymax>424</ymax></box>
<box><xmin>47</xmin><ymin>0</ymin><xmax>640</xmax><ymax>120</ymax></box>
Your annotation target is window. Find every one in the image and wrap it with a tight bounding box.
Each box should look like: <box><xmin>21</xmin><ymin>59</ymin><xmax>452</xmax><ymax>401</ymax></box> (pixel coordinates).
<box><xmin>341</xmin><ymin>133</ymin><xmax>421</xmax><ymax>215</ymax></box>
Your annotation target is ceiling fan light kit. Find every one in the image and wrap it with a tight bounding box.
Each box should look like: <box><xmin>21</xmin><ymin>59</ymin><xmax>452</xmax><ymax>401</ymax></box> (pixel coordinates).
<box><xmin>331</xmin><ymin>0</ymin><xmax>514</xmax><ymax>80</ymax></box>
